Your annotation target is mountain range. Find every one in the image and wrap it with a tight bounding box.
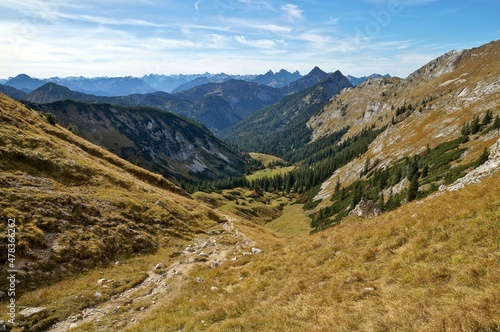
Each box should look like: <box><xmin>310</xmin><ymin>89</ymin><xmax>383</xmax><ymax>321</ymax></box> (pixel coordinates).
<box><xmin>0</xmin><ymin>40</ymin><xmax>498</xmax><ymax>331</ymax></box>
<box><xmin>346</xmin><ymin>73</ymin><xmax>391</xmax><ymax>86</ymax></box>
<box><xmin>3</xmin><ymin>67</ymin><xmax>344</xmax><ymax>134</ymax></box>
<box><xmin>1</xmin><ymin>69</ymin><xmax>383</xmax><ymax>96</ymax></box>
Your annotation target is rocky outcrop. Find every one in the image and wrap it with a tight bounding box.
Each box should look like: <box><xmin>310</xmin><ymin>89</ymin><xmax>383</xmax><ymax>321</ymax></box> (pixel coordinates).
<box><xmin>447</xmin><ymin>138</ymin><xmax>500</xmax><ymax>191</ymax></box>
<box><xmin>348</xmin><ymin>198</ymin><xmax>382</xmax><ymax>218</ymax></box>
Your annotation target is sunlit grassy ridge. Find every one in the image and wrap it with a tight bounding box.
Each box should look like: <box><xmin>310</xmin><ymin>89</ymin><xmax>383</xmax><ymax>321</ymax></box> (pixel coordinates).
<box><xmin>131</xmin><ymin>172</ymin><xmax>500</xmax><ymax>331</ymax></box>
<box><xmin>0</xmin><ymin>93</ymin><xmax>227</xmax><ymax>329</ymax></box>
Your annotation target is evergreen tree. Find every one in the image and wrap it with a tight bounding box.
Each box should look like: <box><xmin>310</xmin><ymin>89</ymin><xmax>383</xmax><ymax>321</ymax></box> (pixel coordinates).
<box><xmin>407</xmin><ymin>174</ymin><xmax>419</xmax><ymax>202</ymax></box>
<box><xmin>482</xmin><ymin>110</ymin><xmax>493</xmax><ymax>127</ymax></box>
<box><xmin>470</xmin><ymin>115</ymin><xmax>480</xmax><ymax>134</ymax></box>
<box><xmin>475</xmin><ymin>148</ymin><xmax>489</xmax><ymax>167</ymax></box>
<box><xmin>492</xmin><ymin>115</ymin><xmax>500</xmax><ymax>130</ymax></box>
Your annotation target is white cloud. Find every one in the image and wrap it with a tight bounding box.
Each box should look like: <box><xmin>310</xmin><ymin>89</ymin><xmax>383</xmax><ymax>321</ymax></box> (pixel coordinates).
<box><xmin>235</xmin><ymin>36</ymin><xmax>277</xmax><ymax>49</ymax></box>
<box><xmin>57</xmin><ymin>13</ymin><xmax>165</xmax><ymax>27</ymax></box>
<box><xmin>281</xmin><ymin>4</ymin><xmax>303</xmax><ymax>20</ymax></box>
<box><xmin>194</xmin><ymin>0</ymin><xmax>202</xmax><ymax>15</ymax></box>
<box><xmin>260</xmin><ymin>24</ymin><xmax>292</xmax><ymax>34</ymax></box>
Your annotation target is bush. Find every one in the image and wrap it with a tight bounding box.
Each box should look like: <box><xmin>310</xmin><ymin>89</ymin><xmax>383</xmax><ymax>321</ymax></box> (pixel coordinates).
<box><xmin>45</xmin><ymin>113</ymin><xmax>57</xmax><ymax>125</ymax></box>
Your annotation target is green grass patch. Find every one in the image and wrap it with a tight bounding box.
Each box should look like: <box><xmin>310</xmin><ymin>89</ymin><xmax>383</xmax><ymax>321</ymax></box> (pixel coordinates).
<box><xmin>266</xmin><ymin>204</ymin><xmax>312</xmax><ymax>237</ymax></box>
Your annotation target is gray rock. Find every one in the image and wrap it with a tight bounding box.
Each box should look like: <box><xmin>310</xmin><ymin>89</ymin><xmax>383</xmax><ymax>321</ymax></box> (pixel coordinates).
<box><xmin>94</xmin><ymin>291</ymin><xmax>103</xmax><ymax>298</ymax></box>
<box><xmin>19</xmin><ymin>307</ymin><xmax>47</xmax><ymax>317</ymax></box>
<box><xmin>251</xmin><ymin>247</ymin><xmax>263</xmax><ymax>254</ymax></box>
<box><xmin>155</xmin><ymin>200</ymin><xmax>166</xmax><ymax>208</ymax></box>
<box><xmin>155</xmin><ymin>263</ymin><xmax>164</xmax><ymax>270</ymax></box>
<box><xmin>348</xmin><ymin>198</ymin><xmax>381</xmax><ymax>218</ymax></box>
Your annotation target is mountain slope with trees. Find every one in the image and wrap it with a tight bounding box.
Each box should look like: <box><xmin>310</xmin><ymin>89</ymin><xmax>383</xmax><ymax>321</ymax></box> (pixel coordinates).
<box><xmin>26</xmin><ymin>100</ymin><xmax>246</xmax><ymax>183</ymax></box>
<box><xmin>220</xmin><ymin>70</ymin><xmax>352</xmax><ymax>156</ymax></box>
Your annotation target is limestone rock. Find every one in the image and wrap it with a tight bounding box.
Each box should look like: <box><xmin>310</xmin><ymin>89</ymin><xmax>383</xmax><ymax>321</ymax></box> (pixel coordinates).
<box><xmin>251</xmin><ymin>247</ymin><xmax>263</xmax><ymax>254</ymax></box>
<box><xmin>19</xmin><ymin>307</ymin><xmax>47</xmax><ymax>318</ymax></box>
<box><xmin>348</xmin><ymin>198</ymin><xmax>381</xmax><ymax>218</ymax></box>
<box><xmin>448</xmin><ymin>137</ymin><xmax>500</xmax><ymax>191</ymax></box>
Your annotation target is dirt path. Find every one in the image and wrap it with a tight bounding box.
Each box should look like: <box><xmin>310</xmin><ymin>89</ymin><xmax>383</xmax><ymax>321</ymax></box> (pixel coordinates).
<box><xmin>47</xmin><ymin>215</ymin><xmax>256</xmax><ymax>331</ymax></box>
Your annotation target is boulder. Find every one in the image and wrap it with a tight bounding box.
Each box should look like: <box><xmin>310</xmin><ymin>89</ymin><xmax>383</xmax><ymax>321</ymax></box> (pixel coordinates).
<box><xmin>19</xmin><ymin>307</ymin><xmax>47</xmax><ymax>318</ymax></box>
<box><xmin>155</xmin><ymin>200</ymin><xmax>166</xmax><ymax>208</ymax></box>
<box><xmin>348</xmin><ymin>198</ymin><xmax>381</xmax><ymax>218</ymax></box>
<box><xmin>251</xmin><ymin>247</ymin><xmax>263</xmax><ymax>254</ymax></box>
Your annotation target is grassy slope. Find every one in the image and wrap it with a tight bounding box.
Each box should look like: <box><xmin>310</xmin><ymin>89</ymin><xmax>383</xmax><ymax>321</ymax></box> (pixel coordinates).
<box><xmin>265</xmin><ymin>204</ymin><xmax>312</xmax><ymax>237</ymax></box>
<box><xmin>0</xmin><ymin>93</ymin><xmax>228</xmax><ymax>329</ymax></box>
<box><xmin>248</xmin><ymin>152</ymin><xmax>286</xmax><ymax>167</ymax></box>
<box><xmin>131</xmin><ymin>171</ymin><xmax>500</xmax><ymax>331</ymax></box>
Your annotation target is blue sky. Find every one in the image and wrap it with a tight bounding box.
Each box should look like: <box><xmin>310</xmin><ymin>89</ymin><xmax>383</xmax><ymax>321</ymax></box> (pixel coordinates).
<box><xmin>0</xmin><ymin>0</ymin><xmax>498</xmax><ymax>78</ymax></box>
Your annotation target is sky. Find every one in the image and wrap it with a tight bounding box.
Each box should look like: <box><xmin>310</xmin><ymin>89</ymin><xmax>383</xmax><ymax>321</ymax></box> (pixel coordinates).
<box><xmin>0</xmin><ymin>0</ymin><xmax>498</xmax><ymax>79</ymax></box>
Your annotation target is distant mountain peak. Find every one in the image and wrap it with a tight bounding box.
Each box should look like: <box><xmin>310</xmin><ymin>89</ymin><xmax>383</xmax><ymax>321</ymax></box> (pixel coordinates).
<box><xmin>13</xmin><ymin>73</ymin><xmax>33</xmax><ymax>79</ymax></box>
<box><xmin>308</xmin><ymin>66</ymin><xmax>327</xmax><ymax>76</ymax></box>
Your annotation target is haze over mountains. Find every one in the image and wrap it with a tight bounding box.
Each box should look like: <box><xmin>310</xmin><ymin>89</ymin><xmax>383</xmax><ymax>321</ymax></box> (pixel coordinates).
<box><xmin>1</xmin><ymin>69</ymin><xmax>383</xmax><ymax>97</ymax></box>
<box><xmin>3</xmin><ymin>67</ymin><xmax>353</xmax><ymax>134</ymax></box>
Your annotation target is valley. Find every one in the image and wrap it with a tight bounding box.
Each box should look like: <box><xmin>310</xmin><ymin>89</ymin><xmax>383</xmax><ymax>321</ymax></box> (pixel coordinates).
<box><xmin>0</xmin><ymin>40</ymin><xmax>499</xmax><ymax>332</ymax></box>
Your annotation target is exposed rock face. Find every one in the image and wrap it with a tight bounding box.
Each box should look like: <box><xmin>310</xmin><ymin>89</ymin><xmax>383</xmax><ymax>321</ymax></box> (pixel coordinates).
<box><xmin>348</xmin><ymin>198</ymin><xmax>382</xmax><ymax>218</ymax></box>
<box><xmin>448</xmin><ymin>138</ymin><xmax>500</xmax><ymax>191</ymax></box>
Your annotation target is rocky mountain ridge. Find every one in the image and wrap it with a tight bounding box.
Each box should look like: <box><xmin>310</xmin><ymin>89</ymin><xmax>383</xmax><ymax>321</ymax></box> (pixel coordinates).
<box><xmin>13</xmin><ymin>67</ymin><xmax>341</xmax><ymax>134</ymax></box>
<box><xmin>27</xmin><ymin>100</ymin><xmax>246</xmax><ymax>183</ymax></box>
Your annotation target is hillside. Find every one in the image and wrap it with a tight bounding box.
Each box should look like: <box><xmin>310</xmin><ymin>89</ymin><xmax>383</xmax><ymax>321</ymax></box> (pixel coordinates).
<box><xmin>306</xmin><ymin>40</ymin><xmax>500</xmax><ymax>215</ymax></box>
<box><xmin>26</xmin><ymin>100</ymin><xmax>246</xmax><ymax>183</ymax></box>
<box><xmin>221</xmin><ymin>70</ymin><xmax>352</xmax><ymax>155</ymax></box>
<box><xmin>24</xmin><ymin>83</ymin><xmax>107</xmax><ymax>104</ymax></box>
<box><xmin>0</xmin><ymin>84</ymin><xmax>26</xmax><ymax>100</ymax></box>
<box><xmin>174</xmin><ymin>79</ymin><xmax>283</xmax><ymax>120</ymax></box>
<box><xmin>129</xmin><ymin>171</ymin><xmax>500</xmax><ymax>331</ymax></box>
<box><xmin>0</xmin><ymin>92</ymin><xmax>258</xmax><ymax>329</ymax></box>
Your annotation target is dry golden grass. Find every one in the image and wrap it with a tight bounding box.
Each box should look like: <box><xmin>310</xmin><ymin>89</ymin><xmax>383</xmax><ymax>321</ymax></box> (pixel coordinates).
<box><xmin>0</xmin><ymin>94</ymin><xmax>227</xmax><ymax>329</ymax></box>
<box><xmin>131</xmin><ymin>171</ymin><xmax>500</xmax><ymax>332</ymax></box>
<box><xmin>193</xmin><ymin>188</ymin><xmax>287</xmax><ymax>225</ymax></box>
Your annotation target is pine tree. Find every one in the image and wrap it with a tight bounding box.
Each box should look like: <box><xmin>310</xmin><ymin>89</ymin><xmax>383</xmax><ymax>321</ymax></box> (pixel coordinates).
<box><xmin>407</xmin><ymin>174</ymin><xmax>419</xmax><ymax>202</ymax></box>
<box><xmin>470</xmin><ymin>115</ymin><xmax>480</xmax><ymax>134</ymax></box>
<box><xmin>335</xmin><ymin>178</ymin><xmax>341</xmax><ymax>193</ymax></box>
<box><xmin>492</xmin><ymin>115</ymin><xmax>500</xmax><ymax>130</ymax></box>
<box><xmin>475</xmin><ymin>148</ymin><xmax>489</xmax><ymax>167</ymax></box>
<box><xmin>482</xmin><ymin>110</ymin><xmax>493</xmax><ymax>127</ymax></box>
